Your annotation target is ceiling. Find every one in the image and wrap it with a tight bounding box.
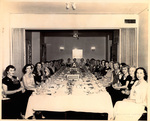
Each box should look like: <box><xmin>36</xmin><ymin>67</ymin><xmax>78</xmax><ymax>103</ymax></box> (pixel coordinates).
<box><xmin>4</xmin><ymin>0</ymin><xmax>149</xmax><ymax>14</ymax></box>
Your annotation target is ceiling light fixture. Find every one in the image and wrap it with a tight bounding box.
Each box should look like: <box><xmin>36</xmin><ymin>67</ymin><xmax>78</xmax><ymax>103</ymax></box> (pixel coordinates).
<box><xmin>73</xmin><ymin>30</ymin><xmax>79</xmax><ymax>39</ymax></box>
<box><xmin>72</xmin><ymin>3</ymin><xmax>76</xmax><ymax>10</ymax></box>
<box><xmin>66</xmin><ymin>2</ymin><xmax>76</xmax><ymax>10</ymax></box>
<box><xmin>66</xmin><ymin>3</ymin><xmax>69</xmax><ymax>9</ymax></box>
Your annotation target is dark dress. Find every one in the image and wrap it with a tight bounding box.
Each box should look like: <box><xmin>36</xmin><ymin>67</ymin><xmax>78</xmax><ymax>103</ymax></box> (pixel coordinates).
<box><xmin>100</xmin><ymin>67</ymin><xmax>111</xmax><ymax>76</ymax></box>
<box><xmin>34</xmin><ymin>70</ymin><xmax>43</xmax><ymax>84</ymax></box>
<box><xmin>48</xmin><ymin>67</ymin><xmax>54</xmax><ymax>75</ymax></box>
<box><xmin>95</xmin><ymin>65</ymin><xmax>101</xmax><ymax>72</ymax></box>
<box><xmin>106</xmin><ymin>70</ymin><xmax>120</xmax><ymax>106</ymax></box>
<box><xmin>120</xmin><ymin>75</ymin><xmax>132</xmax><ymax>90</ymax></box>
<box><xmin>112</xmin><ymin>70</ymin><xmax>120</xmax><ymax>84</ymax></box>
<box><xmin>2</xmin><ymin>76</ymin><xmax>22</xmax><ymax>98</ymax></box>
<box><xmin>2</xmin><ymin>76</ymin><xmax>25</xmax><ymax>118</ymax></box>
<box><xmin>66</xmin><ymin>63</ymin><xmax>72</xmax><ymax>67</ymax></box>
<box><xmin>85</xmin><ymin>63</ymin><xmax>90</xmax><ymax>67</ymax></box>
<box><xmin>106</xmin><ymin>73</ymin><xmax>132</xmax><ymax>106</ymax></box>
<box><xmin>119</xmin><ymin>75</ymin><xmax>132</xmax><ymax>100</ymax></box>
<box><xmin>128</xmin><ymin>78</ymin><xmax>136</xmax><ymax>90</ymax></box>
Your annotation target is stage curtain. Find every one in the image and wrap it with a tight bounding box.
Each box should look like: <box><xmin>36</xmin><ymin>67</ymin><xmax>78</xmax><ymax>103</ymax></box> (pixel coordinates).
<box><xmin>12</xmin><ymin>28</ymin><xmax>25</xmax><ymax>78</ymax></box>
<box><xmin>120</xmin><ymin>28</ymin><xmax>137</xmax><ymax>67</ymax></box>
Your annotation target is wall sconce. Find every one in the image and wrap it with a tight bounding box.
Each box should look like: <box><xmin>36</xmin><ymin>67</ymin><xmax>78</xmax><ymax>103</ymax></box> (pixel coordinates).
<box><xmin>60</xmin><ymin>46</ymin><xmax>65</xmax><ymax>51</ymax></box>
<box><xmin>91</xmin><ymin>46</ymin><xmax>96</xmax><ymax>51</ymax></box>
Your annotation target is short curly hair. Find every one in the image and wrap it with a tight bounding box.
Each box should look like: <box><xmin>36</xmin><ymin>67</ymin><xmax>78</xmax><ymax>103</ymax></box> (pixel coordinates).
<box><xmin>5</xmin><ymin>65</ymin><xmax>16</xmax><ymax>74</ymax></box>
<box><xmin>22</xmin><ymin>64</ymin><xmax>33</xmax><ymax>74</ymax></box>
<box><xmin>121</xmin><ymin>64</ymin><xmax>129</xmax><ymax>72</ymax></box>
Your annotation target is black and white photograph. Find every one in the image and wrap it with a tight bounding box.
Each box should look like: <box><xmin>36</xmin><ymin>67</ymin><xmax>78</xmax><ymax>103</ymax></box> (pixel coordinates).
<box><xmin>0</xmin><ymin>0</ymin><xmax>149</xmax><ymax>121</ymax></box>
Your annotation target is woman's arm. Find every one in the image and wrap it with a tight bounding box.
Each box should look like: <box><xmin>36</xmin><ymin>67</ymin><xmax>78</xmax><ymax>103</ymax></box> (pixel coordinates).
<box><xmin>20</xmin><ymin>81</ymin><xmax>26</xmax><ymax>93</ymax></box>
<box><xmin>109</xmin><ymin>73</ymin><xmax>114</xmax><ymax>83</ymax></box>
<box><xmin>123</xmin><ymin>98</ymin><xmax>136</xmax><ymax>102</ymax></box>
<box><xmin>118</xmin><ymin>81</ymin><xmax>129</xmax><ymax>89</ymax></box>
<box><xmin>2</xmin><ymin>84</ymin><xmax>23</xmax><ymax>95</ymax></box>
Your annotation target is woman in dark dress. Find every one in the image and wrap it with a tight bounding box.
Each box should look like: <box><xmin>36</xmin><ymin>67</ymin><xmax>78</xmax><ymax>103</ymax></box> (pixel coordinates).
<box><xmin>66</xmin><ymin>58</ymin><xmax>72</xmax><ymax>67</ymax></box>
<box><xmin>42</xmin><ymin>66</ymin><xmax>53</xmax><ymax>82</ymax></box>
<box><xmin>101</xmin><ymin>61</ymin><xmax>111</xmax><ymax>76</ymax></box>
<box><xmin>94</xmin><ymin>60</ymin><xmax>101</xmax><ymax>78</ymax></box>
<box><xmin>114</xmin><ymin>65</ymin><xmax>132</xmax><ymax>101</ymax></box>
<box><xmin>128</xmin><ymin>66</ymin><xmax>136</xmax><ymax>89</ymax></box>
<box><xmin>2</xmin><ymin>65</ymin><xmax>25</xmax><ymax>119</ymax></box>
<box><xmin>85</xmin><ymin>59</ymin><xmax>90</xmax><ymax>68</ymax></box>
<box><xmin>33</xmin><ymin>62</ymin><xmax>43</xmax><ymax>85</ymax></box>
<box><xmin>106</xmin><ymin>62</ymin><xmax>121</xmax><ymax>105</ymax></box>
<box><xmin>123</xmin><ymin>66</ymin><xmax>136</xmax><ymax>95</ymax></box>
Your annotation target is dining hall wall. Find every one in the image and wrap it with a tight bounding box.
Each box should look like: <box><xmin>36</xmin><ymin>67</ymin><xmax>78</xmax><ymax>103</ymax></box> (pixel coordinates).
<box><xmin>45</xmin><ymin>36</ymin><xmax>106</xmax><ymax>62</ymax></box>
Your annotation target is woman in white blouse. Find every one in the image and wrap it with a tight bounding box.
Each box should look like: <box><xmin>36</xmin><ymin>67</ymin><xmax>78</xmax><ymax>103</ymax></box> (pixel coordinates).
<box><xmin>113</xmin><ymin>67</ymin><xmax>148</xmax><ymax>121</ymax></box>
<box><xmin>22</xmin><ymin>64</ymin><xmax>37</xmax><ymax>93</ymax></box>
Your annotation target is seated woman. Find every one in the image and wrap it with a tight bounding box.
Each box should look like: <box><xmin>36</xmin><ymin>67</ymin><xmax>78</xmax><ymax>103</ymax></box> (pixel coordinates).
<box><xmin>66</xmin><ymin>58</ymin><xmax>72</xmax><ymax>67</ymax></box>
<box><xmin>113</xmin><ymin>67</ymin><xmax>148</xmax><ymax>121</ymax></box>
<box><xmin>48</xmin><ymin>61</ymin><xmax>55</xmax><ymax>75</ymax></box>
<box><xmin>72</xmin><ymin>58</ymin><xmax>79</xmax><ymax>68</ymax></box>
<box><xmin>94</xmin><ymin>60</ymin><xmax>101</xmax><ymax>78</ymax></box>
<box><xmin>85</xmin><ymin>59</ymin><xmax>90</xmax><ymax>69</ymax></box>
<box><xmin>33</xmin><ymin>62</ymin><xmax>43</xmax><ymax>85</ymax></box>
<box><xmin>128</xmin><ymin>66</ymin><xmax>136</xmax><ymax>89</ymax></box>
<box><xmin>123</xmin><ymin>66</ymin><xmax>136</xmax><ymax>95</ymax></box>
<box><xmin>113</xmin><ymin>65</ymin><xmax>132</xmax><ymax>100</ymax></box>
<box><xmin>109</xmin><ymin>61</ymin><xmax>114</xmax><ymax>72</ymax></box>
<box><xmin>88</xmin><ymin>58</ymin><xmax>96</xmax><ymax>74</ymax></box>
<box><xmin>112</xmin><ymin>62</ymin><xmax>121</xmax><ymax>85</ymax></box>
<box><xmin>22</xmin><ymin>64</ymin><xmax>37</xmax><ymax>96</ymax></box>
<box><xmin>79</xmin><ymin>58</ymin><xmax>85</xmax><ymax>69</ymax></box>
<box><xmin>106</xmin><ymin>62</ymin><xmax>121</xmax><ymax>106</ymax></box>
<box><xmin>43</xmin><ymin>67</ymin><xmax>53</xmax><ymax>83</ymax></box>
<box><xmin>60</xmin><ymin>59</ymin><xmax>65</xmax><ymax>67</ymax></box>
<box><xmin>97</xmin><ymin>67</ymin><xmax>113</xmax><ymax>87</ymax></box>
<box><xmin>53</xmin><ymin>60</ymin><xmax>59</xmax><ymax>72</ymax></box>
<box><xmin>99</xmin><ymin>60</ymin><xmax>105</xmax><ymax>75</ymax></box>
<box><xmin>2</xmin><ymin>65</ymin><xmax>25</xmax><ymax>119</ymax></box>
<box><xmin>100</xmin><ymin>61</ymin><xmax>111</xmax><ymax>76</ymax></box>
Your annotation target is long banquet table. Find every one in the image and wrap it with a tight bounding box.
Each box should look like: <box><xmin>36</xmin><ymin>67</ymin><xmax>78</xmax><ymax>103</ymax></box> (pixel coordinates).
<box><xmin>25</xmin><ymin>67</ymin><xmax>113</xmax><ymax>120</ymax></box>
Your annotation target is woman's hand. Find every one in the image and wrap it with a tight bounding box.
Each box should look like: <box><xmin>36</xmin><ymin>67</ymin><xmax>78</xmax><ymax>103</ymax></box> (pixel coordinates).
<box><xmin>121</xmin><ymin>90</ymin><xmax>125</xmax><ymax>94</ymax></box>
<box><xmin>17</xmin><ymin>87</ymin><xmax>24</xmax><ymax>92</ymax></box>
<box><xmin>114</xmin><ymin>87</ymin><xmax>120</xmax><ymax>90</ymax></box>
<box><xmin>21</xmin><ymin>88</ymin><xmax>26</xmax><ymax>93</ymax></box>
<box><xmin>112</xmin><ymin>84</ymin><xmax>120</xmax><ymax>90</ymax></box>
<box><xmin>123</xmin><ymin>98</ymin><xmax>135</xmax><ymax>102</ymax></box>
<box><xmin>130</xmin><ymin>81</ymin><xmax>134</xmax><ymax>84</ymax></box>
<box><xmin>124</xmin><ymin>89</ymin><xmax>130</xmax><ymax>95</ymax></box>
<box><xmin>123</xmin><ymin>98</ymin><xmax>129</xmax><ymax>101</ymax></box>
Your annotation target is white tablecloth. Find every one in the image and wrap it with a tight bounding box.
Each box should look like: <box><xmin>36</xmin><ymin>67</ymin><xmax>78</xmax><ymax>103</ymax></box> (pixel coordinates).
<box><xmin>25</xmin><ymin>92</ymin><xmax>113</xmax><ymax>119</ymax></box>
<box><xmin>25</xmin><ymin>68</ymin><xmax>113</xmax><ymax>119</ymax></box>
